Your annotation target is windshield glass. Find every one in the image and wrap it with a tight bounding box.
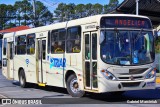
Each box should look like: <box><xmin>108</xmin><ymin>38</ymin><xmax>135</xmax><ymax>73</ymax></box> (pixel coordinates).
<box><xmin>100</xmin><ymin>30</ymin><xmax>155</xmax><ymax>65</ymax></box>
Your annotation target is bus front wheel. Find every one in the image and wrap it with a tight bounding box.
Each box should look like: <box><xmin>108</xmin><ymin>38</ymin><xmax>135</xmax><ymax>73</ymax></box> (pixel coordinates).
<box><xmin>19</xmin><ymin>69</ymin><xmax>28</xmax><ymax>88</ymax></box>
<box><xmin>66</xmin><ymin>74</ymin><xmax>85</xmax><ymax>97</ymax></box>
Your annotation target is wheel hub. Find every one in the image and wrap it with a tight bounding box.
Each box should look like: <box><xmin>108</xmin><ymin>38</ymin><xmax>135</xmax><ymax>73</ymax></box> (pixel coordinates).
<box><xmin>73</xmin><ymin>83</ymin><xmax>78</xmax><ymax>88</ymax></box>
<box><xmin>70</xmin><ymin>78</ymin><xmax>80</xmax><ymax>93</ymax></box>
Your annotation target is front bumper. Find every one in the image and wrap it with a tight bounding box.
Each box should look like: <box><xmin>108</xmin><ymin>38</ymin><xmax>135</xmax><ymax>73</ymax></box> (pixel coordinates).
<box><xmin>98</xmin><ymin>76</ymin><xmax>156</xmax><ymax>93</ymax></box>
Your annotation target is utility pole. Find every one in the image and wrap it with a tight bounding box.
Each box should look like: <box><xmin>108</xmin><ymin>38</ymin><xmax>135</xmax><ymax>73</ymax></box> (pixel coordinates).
<box><xmin>24</xmin><ymin>5</ymin><xmax>27</xmax><ymax>26</ymax></box>
<box><xmin>136</xmin><ymin>0</ymin><xmax>139</xmax><ymax>15</ymax></box>
<box><xmin>33</xmin><ymin>0</ymin><xmax>37</xmax><ymax>27</ymax></box>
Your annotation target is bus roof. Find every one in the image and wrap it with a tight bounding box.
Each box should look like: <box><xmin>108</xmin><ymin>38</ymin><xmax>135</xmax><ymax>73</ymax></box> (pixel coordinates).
<box><xmin>3</xmin><ymin>14</ymin><xmax>150</xmax><ymax>38</ymax></box>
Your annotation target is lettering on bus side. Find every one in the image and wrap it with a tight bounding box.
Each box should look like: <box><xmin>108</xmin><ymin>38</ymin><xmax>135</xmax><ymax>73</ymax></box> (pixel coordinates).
<box><xmin>85</xmin><ymin>25</ymin><xmax>96</xmax><ymax>29</ymax></box>
<box><xmin>50</xmin><ymin>57</ymin><xmax>66</xmax><ymax>68</ymax></box>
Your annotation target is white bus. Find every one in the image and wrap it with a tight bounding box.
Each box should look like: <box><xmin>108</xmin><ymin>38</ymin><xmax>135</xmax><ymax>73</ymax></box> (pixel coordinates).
<box><xmin>1</xmin><ymin>14</ymin><xmax>156</xmax><ymax>97</ymax></box>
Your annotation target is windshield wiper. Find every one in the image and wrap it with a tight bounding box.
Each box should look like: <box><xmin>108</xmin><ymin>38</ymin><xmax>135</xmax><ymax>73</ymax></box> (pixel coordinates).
<box><xmin>135</xmin><ymin>28</ymin><xmax>143</xmax><ymax>42</ymax></box>
<box><xmin>114</xmin><ymin>28</ymin><xmax>122</xmax><ymax>51</ymax></box>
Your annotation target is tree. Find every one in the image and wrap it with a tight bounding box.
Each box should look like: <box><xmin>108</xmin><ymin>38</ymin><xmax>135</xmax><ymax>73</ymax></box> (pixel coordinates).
<box><xmin>0</xmin><ymin>4</ymin><xmax>16</xmax><ymax>30</ymax></box>
<box><xmin>65</xmin><ymin>3</ymin><xmax>76</xmax><ymax>20</ymax></box>
<box><xmin>75</xmin><ymin>4</ymin><xmax>86</xmax><ymax>18</ymax></box>
<box><xmin>34</xmin><ymin>1</ymin><xmax>53</xmax><ymax>26</ymax></box>
<box><xmin>104</xmin><ymin>0</ymin><xmax>119</xmax><ymax>13</ymax></box>
<box><xmin>92</xmin><ymin>3</ymin><xmax>103</xmax><ymax>15</ymax></box>
<box><xmin>103</xmin><ymin>4</ymin><xmax>110</xmax><ymax>14</ymax></box>
<box><xmin>54</xmin><ymin>3</ymin><xmax>67</xmax><ymax>22</ymax></box>
<box><xmin>14</xmin><ymin>0</ymin><xmax>53</xmax><ymax>27</ymax></box>
<box><xmin>0</xmin><ymin>1</ymin><xmax>120</xmax><ymax>28</ymax></box>
<box><xmin>14</xmin><ymin>0</ymin><xmax>32</xmax><ymax>26</ymax></box>
<box><xmin>85</xmin><ymin>3</ymin><xmax>93</xmax><ymax>16</ymax></box>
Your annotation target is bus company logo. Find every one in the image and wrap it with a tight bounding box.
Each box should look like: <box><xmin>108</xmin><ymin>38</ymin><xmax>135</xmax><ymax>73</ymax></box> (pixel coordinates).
<box><xmin>85</xmin><ymin>25</ymin><xmax>96</xmax><ymax>29</ymax></box>
<box><xmin>130</xmin><ymin>75</ymin><xmax>134</xmax><ymax>80</ymax></box>
<box><xmin>50</xmin><ymin>57</ymin><xmax>66</xmax><ymax>68</ymax></box>
<box><xmin>26</xmin><ymin>59</ymin><xmax>29</xmax><ymax>65</ymax></box>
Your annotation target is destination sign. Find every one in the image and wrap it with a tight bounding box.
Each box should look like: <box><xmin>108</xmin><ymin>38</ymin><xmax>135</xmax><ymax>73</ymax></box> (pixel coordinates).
<box><xmin>100</xmin><ymin>17</ymin><xmax>152</xmax><ymax>29</ymax></box>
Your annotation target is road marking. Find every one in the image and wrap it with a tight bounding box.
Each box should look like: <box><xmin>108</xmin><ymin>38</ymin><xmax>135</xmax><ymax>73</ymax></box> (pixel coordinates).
<box><xmin>0</xmin><ymin>88</ymin><xmax>40</xmax><ymax>93</ymax></box>
<box><xmin>0</xmin><ymin>94</ymin><xmax>7</xmax><ymax>98</ymax></box>
<box><xmin>0</xmin><ymin>104</ymin><xmax>6</xmax><ymax>107</ymax></box>
<box><xmin>0</xmin><ymin>94</ymin><xmax>7</xmax><ymax>106</ymax></box>
<box><xmin>0</xmin><ymin>89</ymin><xmax>35</xmax><ymax>93</ymax></box>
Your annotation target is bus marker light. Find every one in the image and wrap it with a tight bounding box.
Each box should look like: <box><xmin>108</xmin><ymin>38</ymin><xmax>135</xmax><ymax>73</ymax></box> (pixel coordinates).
<box><xmin>79</xmin><ymin>79</ymin><xmax>82</xmax><ymax>81</ymax></box>
<box><xmin>56</xmin><ymin>72</ymin><xmax>59</xmax><ymax>74</ymax></box>
<box><xmin>38</xmin><ymin>83</ymin><xmax>46</xmax><ymax>87</ymax></box>
<box><xmin>78</xmin><ymin>74</ymin><xmax>81</xmax><ymax>76</ymax></box>
<box><xmin>101</xmin><ymin>70</ymin><xmax>105</xmax><ymax>72</ymax></box>
<box><xmin>105</xmin><ymin>73</ymin><xmax>109</xmax><ymax>76</ymax></box>
<box><xmin>151</xmin><ymin>71</ymin><xmax>155</xmax><ymax>75</ymax></box>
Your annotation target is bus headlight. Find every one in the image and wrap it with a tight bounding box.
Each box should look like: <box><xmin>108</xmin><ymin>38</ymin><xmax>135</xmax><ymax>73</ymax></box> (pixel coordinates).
<box><xmin>145</xmin><ymin>68</ymin><xmax>156</xmax><ymax>79</ymax></box>
<box><xmin>101</xmin><ymin>70</ymin><xmax>117</xmax><ymax>81</ymax></box>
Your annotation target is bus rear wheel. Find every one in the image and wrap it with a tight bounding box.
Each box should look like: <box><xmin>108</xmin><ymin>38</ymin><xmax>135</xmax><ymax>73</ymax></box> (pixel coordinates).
<box><xmin>66</xmin><ymin>74</ymin><xmax>85</xmax><ymax>97</ymax></box>
<box><xmin>19</xmin><ymin>69</ymin><xmax>28</xmax><ymax>88</ymax></box>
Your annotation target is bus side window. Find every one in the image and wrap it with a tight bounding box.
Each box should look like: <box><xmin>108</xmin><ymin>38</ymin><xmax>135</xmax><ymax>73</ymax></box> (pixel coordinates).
<box><xmin>67</xmin><ymin>26</ymin><xmax>81</xmax><ymax>53</ymax></box>
<box><xmin>51</xmin><ymin>30</ymin><xmax>58</xmax><ymax>53</ymax></box>
<box><xmin>58</xmin><ymin>29</ymin><xmax>65</xmax><ymax>53</ymax></box>
<box><xmin>51</xmin><ymin>29</ymin><xmax>65</xmax><ymax>53</ymax></box>
<box><xmin>3</xmin><ymin>38</ymin><xmax>7</xmax><ymax>55</ymax></box>
<box><xmin>48</xmin><ymin>31</ymin><xmax>51</xmax><ymax>54</ymax></box>
<box><xmin>17</xmin><ymin>35</ymin><xmax>26</xmax><ymax>55</ymax></box>
<box><xmin>15</xmin><ymin>37</ymin><xmax>17</xmax><ymax>55</ymax></box>
<box><xmin>92</xmin><ymin>33</ymin><xmax>97</xmax><ymax>60</ymax></box>
<box><xmin>85</xmin><ymin>34</ymin><xmax>90</xmax><ymax>59</ymax></box>
<box><xmin>10</xmin><ymin>42</ymin><xmax>13</xmax><ymax>59</ymax></box>
<box><xmin>27</xmin><ymin>34</ymin><xmax>35</xmax><ymax>55</ymax></box>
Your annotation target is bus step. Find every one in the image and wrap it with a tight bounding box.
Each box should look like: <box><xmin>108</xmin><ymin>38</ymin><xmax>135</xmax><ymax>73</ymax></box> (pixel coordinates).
<box><xmin>38</xmin><ymin>83</ymin><xmax>46</xmax><ymax>87</ymax></box>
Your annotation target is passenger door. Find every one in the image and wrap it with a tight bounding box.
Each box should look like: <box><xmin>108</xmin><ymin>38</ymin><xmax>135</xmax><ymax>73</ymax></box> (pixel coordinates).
<box><xmin>6</xmin><ymin>42</ymin><xmax>14</xmax><ymax>79</ymax></box>
<box><xmin>37</xmin><ymin>38</ymin><xmax>47</xmax><ymax>84</ymax></box>
<box><xmin>84</xmin><ymin>31</ymin><xmax>98</xmax><ymax>90</ymax></box>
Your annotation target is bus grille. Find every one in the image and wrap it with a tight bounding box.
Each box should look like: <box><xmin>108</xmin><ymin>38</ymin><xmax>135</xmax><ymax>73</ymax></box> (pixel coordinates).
<box><xmin>129</xmin><ymin>68</ymin><xmax>148</xmax><ymax>74</ymax></box>
<box><xmin>122</xmin><ymin>82</ymin><xmax>141</xmax><ymax>87</ymax></box>
<box><xmin>119</xmin><ymin>68</ymin><xmax>148</xmax><ymax>75</ymax></box>
<box><xmin>118</xmin><ymin>76</ymin><xmax>143</xmax><ymax>80</ymax></box>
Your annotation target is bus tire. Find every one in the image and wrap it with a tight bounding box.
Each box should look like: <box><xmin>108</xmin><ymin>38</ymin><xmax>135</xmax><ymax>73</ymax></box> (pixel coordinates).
<box><xmin>19</xmin><ymin>69</ymin><xmax>28</xmax><ymax>88</ymax></box>
<box><xmin>66</xmin><ymin>74</ymin><xmax>85</xmax><ymax>97</ymax></box>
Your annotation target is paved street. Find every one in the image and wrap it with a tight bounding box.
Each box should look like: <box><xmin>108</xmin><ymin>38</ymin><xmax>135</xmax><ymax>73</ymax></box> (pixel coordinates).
<box><xmin>0</xmin><ymin>69</ymin><xmax>160</xmax><ymax>107</ymax></box>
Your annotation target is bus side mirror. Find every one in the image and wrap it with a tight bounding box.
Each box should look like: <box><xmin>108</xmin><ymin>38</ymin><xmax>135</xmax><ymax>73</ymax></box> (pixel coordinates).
<box><xmin>99</xmin><ymin>31</ymin><xmax>105</xmax><ymax>45</ymax></box>
<box><xmin>0</xmin><ymin>33</ymin><xmax>3</xmax><ymax>39</ymax></box>
<box><xmin>157</xmin><ymin>30</ymin><xmax>160</xmax><ymax>37</ymax></box>
<box><xmin>153</xmin><ymin>29</ymin><xmax>158</xmax><ymax>40</ymax></box>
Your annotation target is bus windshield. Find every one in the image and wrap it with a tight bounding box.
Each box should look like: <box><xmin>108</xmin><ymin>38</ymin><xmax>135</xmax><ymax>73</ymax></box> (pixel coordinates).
<box><xmin>100</xmin><ymin>30</ymin><xmax>155</xmax><ymax>65</ymax></box>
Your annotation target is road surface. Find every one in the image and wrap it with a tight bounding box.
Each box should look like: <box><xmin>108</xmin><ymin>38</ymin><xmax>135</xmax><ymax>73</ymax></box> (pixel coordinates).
<box><xmin>0</xmin><ymin>69</ymin><xmax>160</xmax><ymax>107</ymax></box>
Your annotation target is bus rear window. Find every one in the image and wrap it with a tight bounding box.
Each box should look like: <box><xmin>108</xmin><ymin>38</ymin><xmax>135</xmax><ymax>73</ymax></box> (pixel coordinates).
<box><xmin>100</xmin><ymin>17</ymin><xmax>152</xmax><ymax>29</ymax></box>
